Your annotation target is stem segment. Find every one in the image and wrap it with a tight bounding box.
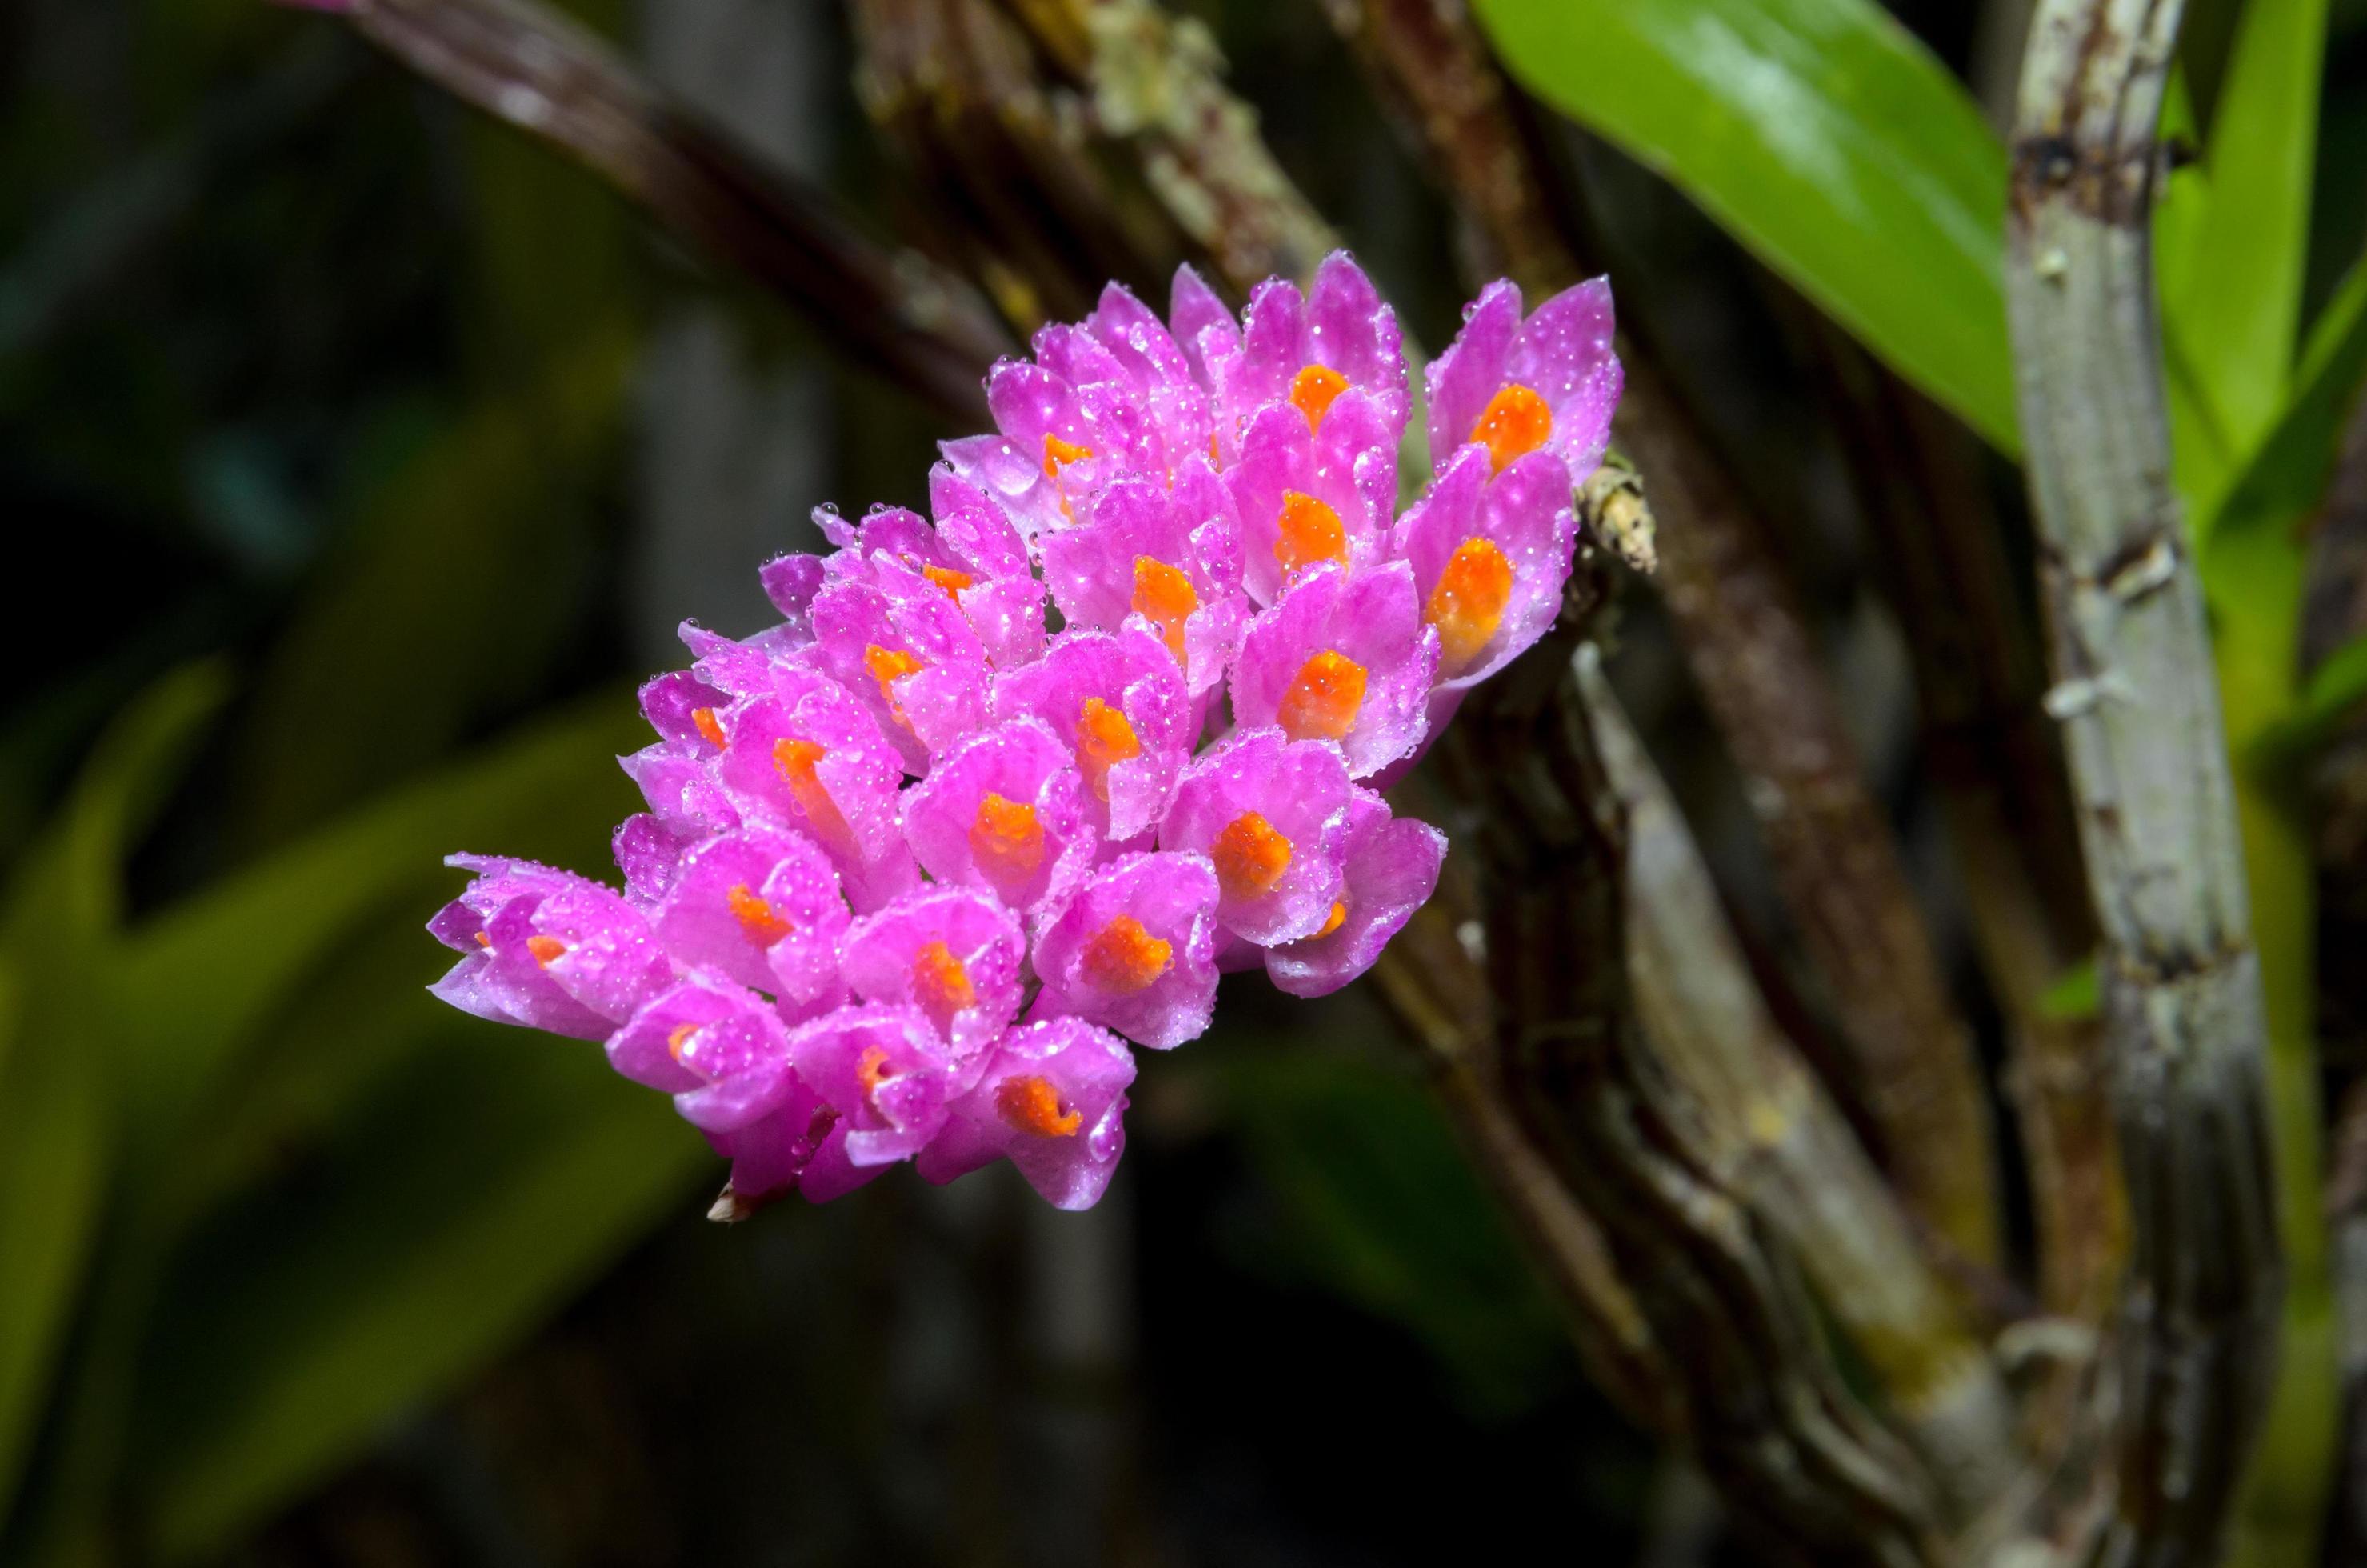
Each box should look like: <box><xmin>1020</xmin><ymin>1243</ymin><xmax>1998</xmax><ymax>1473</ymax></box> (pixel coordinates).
<box><xmin>2005</xmin><ymin>2</ymin><xmax>2287</xmax><ymax>1558</ymax></box>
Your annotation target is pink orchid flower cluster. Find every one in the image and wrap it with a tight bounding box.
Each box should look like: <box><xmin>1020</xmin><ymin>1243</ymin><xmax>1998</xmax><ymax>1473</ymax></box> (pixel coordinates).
<box><xmin>430</xmin><ymin>255</ymin><xmax>1622</xmax><ymax>1212</ymax></box>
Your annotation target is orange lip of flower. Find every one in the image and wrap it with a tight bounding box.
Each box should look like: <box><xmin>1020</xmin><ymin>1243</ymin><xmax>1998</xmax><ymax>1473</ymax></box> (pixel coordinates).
<box><xmin>864</xmin><ymin>644</ymin><xmax>926</xmax><ymax>725</ymax></box>
<box><xmin>1317</xmin><ymin>899</ymin><xmax>1349</xmax><ymax>938</ymax></box>
<box><xmin>970</xmin><ymin>792</ymin><xmax>1046</xmax><ymax>884</ymax></box>
<box><xmin>1288</xmin><ymin>363</ymin><xmax>1349</xmax><ymax>430</ymax></box>
<box><xmin>1469</xmin><ymin>383</ymin><xmax>1553</xmax><ymax>474</ymax></box>
<box><xmin>997</xmin><ymin>1074</ymin><xmax>1084</xmax><ymax>1138</ymax></box>
<box><xmin>921</xmin><ymin>562</ymin><xmax>974</xmax><ymax>599</ymax></box>
<box><xmin>525</xmin><ymin>934</ymin><xmax>568</xmax><ymax>967</ymax></box>
<box><xmin>1075</xmin><ymin>697</ymin><xmax>1141</xmax><ymax>802</ymax></box>
<box><xmin>1042</xmin><ymin>433</ymin><xmax>1093</xmax><ymax>478</ymax></box>
<box><xmin>1425</xmin><ymin>535</ymin><xmax>1515</xmax><ymax>674</ymax></box>
<box><xmin>1079</xmin><ymin>914</ymin><xmax>1174</xmax><ymax>994</ymax></box>
<box><xmin>1277</xmin><ymin>649</ymin><xmax>1368</xmax><ymax>742</ymax></box>
<box><xmin>1275</xmin><ymin>490</ymin><xmax>1347</xmax><ymax>578</ymax></box>
<box><xmin>726</xmin><ymin>882</ymin><xmax>793</xmax><ymax>946</ymax></box>
<box><xmin>857</xmin><ymin>1044</ymin><xmax>896</xmax><ymax>1103</ymax></box>
<box><xmin>911</xmin><ymin>939</ymin><xmax>978</xmax><ymax>1026</ymax></box>
<box><xmin>774</xmin><ymin>737</ymin><xmax>853</xmax><ymax>849</ymax></box>
<box><xmin>1130</xmin><ymin>556</ymin><xmax>1198</xmax><ymax>664</ymax></box>
<box><xmin>691</xmin><ymin>706</ymin><xmax>728</xmax><ymax>749</ymax></box>
<box><xmin>1211</xmin><ymin>810</ymin><xmax>1293</xmax><ymax>902</ymax></box>
<box><xmin>666</xmin><ymin>1021</ymin><xmax>701</xmax><ymax>1063</ymax></box>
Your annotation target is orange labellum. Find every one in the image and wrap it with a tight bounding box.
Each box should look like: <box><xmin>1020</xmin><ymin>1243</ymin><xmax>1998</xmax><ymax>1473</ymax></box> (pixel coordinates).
<box><xmin>1211</xmin><ymin>811</ymin><xmax>1293</xmax><ymax>902</ymax></box>
<box><xmin>921</xmin><ymin>562</ymin><xmax>974</xmax><ymax>598</ymax></box>
<box><xmin>1275</xmin><ymin>490</ymin><xmax>1346</xmax><ymax>578</ymax></box>
<box><xmin>970</xmin><ymin>792</ymin><xmax>1046</xmax><ymax>884</ymax></box>
<box><xmin>1277</xmin><ymin>650</ymin><xmax>1367</xmax><ymax>742</ymax></box>
<box><xmin>1130</xmin><ymin>556</ymin><xmax>1198</xmax><ymax>663</ymax></box>
<box><xmin>1425</xmin><ymin>536</ymin><xmax>1514</xmax><ymax>674</ymax></box>
<box><xmin>1079</xmin><ymin>914</ymin><xmax>1174</xmax><ymax>994</ymax></box>
<box><xmin>857</xmin><ymin>1044</ymin><xmax>896</xmax><ymax>1100</ymax></box>
<box><xmin>1042</xmin><ymin>433</ymin><xmax>1093</xmax><ymax>478</ymax></box>
<box><xmin>912</xmin><ymin>938</ymin><xmax>978</xmax><ymax>1025</ymax></box>
<box><xmin>691</xmin><ymin>706</ymin><xmax>728</xmax><ymax>749</ymax></box>
<box><xmin>726</xmin><ymin>882</ymin><xmax>793</xmax><ymax>946</ymax></box>
<box><xmin>774</xmin><ymin>737</ymin><xmax>853</xmax><ymax>849</ymax></box>
<box><xmin>525</xmin><ymin>934</ymin><xmax>568</xmax><ymax>967</ymax></box>
<box><xmin>864</xmin><ymin>644</ymin><xmax>926</xmax><ymax>723</ymax></box>
<box><xmin>666</xmin><ymin>1022</ymin><xmax>700</xmax><ymax>1062</ymax></box>
<box><xmin>1076</xmin><ymin>697</ymin><xmax>1141</xmax><ymax>802</ymax></box>
<box><xmin>1288</xmin><ymin>363</ymin><xmax>1349</xmax><ymax>429</ymax></box>
<box><xmin>1469</xmin><ymin>384</ymin><xmax>1552</xmax><ymax>474</ymax></box>
<box><xmin>1317</xmin><ymin>899</ymin><xmax>1349</xmax><ymax>938</ymax></box>
<box><xmin>997</xmin><ymin>1074</ymin><xmax>1084</xmax><ymax>1138</ymax></box>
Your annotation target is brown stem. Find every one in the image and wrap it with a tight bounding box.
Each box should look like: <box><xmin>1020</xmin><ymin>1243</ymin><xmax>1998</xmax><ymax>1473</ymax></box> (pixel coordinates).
<box><xmin>1369</xmin><ymin>907</ymin><xmax>1678</xmax><ymax>1437</ymax></box>
<box><xmin>2310</xmin><ymin>376</ymin><xmax>2367</xmax><ymax>1568</ymax></box>
<box><xmin>1585</xmin><ymin>656</ymin><xmax>2018</xmax><ymax>1522</ymax></box>
<box><xmin>848</xmin><ymin>0</ymin><xmax>1188</xmax><ymax>329</ymax></box>
<box><xmin>1444</xmin><ymin>604</ymin><xmax>1945</xmax><ymax>1567</ymax></box>
<box><xmin>1314</xmin><ymin>0</ymin><xmax>2004</xmax><ymax>1272</ymax></box>
<box><xmin>1807</xmin><ymin>335</ymin><xmax>2121</xmax><ymax>1342</ymax></box>
<box><xmin>307</xmin><ymin>0</ymin><xmax>1016</xmax><ymax>422</ymax></box>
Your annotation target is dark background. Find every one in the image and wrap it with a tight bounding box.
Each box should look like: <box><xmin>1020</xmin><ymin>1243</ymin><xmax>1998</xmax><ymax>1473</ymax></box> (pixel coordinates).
<box><xmin>5</xmin><ymin>0</ymin><xmax>2365</xmax><ymax>1562</ymax></box>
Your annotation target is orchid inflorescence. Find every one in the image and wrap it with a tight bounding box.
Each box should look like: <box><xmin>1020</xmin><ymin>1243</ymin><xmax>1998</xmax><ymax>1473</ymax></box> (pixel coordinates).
<box><xmin>429</xmin><ymin>255</ymin><xmax>1622</xmax><ymax>1213</ymax></box>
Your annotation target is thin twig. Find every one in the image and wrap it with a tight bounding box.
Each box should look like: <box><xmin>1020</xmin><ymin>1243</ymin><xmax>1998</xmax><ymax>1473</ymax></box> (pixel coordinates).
<box><xmin>2006</xmin><ymin>2</ymin><xmax>2284</xmax><ymax>1559</ymax></box>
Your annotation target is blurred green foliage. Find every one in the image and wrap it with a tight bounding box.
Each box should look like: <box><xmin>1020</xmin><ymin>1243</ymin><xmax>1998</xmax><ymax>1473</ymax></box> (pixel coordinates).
<box><xmin>8</xmin><ymin>0</ymin><xmax>2367</xmax><ymax>1558</ymax></box>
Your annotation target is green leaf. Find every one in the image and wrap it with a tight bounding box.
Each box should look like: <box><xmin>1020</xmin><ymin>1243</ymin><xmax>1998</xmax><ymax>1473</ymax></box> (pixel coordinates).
<box><xmin>128</xmin><ymin>1022</ymin><xmax>704</xmax><ymax>1563</ymax></box>
<box><xmin>0</xmin><ymin>665</ymin><xmax>234</xmax><ymax>1526</ymax></box>
<box><xmin>2205</xmin><ymin>257</ymin><xmax>2367</xmax><ymax>571</ymax></box>
<box><xmin>2036</xmin><ymin>956</ymin><xmax>2101</xmax><ymax>1022</ymax></box>
<box><xmin>0</xmin><ymin>694</ymin><xmax>656</xmax><ymax>1561</ymax></box>
<box><xmin>2160</xmin><ymin>0</ymin><xmax>2327</xmax><ymax>467</ymax></box>
<box><xmin>1473</xmin><ymin>0</ymin><xmax>2017</xmax><ymax>451</ymax></box>
<box><xmin>2155</xmin><ymin>72</ymin><xmax>2248</xmax><ymax>512</ymax></box>
<box><xmin>114</xmin><ymin>690</ymin><xmax>647</xmax><ymax>1156</ymax></box>
<box><xmin>2249</xmin><ymin>635</ymin><xmax>2367</xmax><ymax>769</ymax></box>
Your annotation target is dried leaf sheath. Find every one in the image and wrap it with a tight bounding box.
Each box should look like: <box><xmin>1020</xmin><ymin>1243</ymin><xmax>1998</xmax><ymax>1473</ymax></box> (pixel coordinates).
<box><xmin>1584</xmin><ymin>659</ymin><xmax>2016</xmax><ymax>1522</ymax></box>
<box><xmin>2006</xmin><ymin>1</ymin><xmax>2284</xmax><ymax>1558</ymax></box>
<box><xmin>1445</xmin><ymin>619</ymin><xmax>1943</xmax><ymax>1567</ymax></box>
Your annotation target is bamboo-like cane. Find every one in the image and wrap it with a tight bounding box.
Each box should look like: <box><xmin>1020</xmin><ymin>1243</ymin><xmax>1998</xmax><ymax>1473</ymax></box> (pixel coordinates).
<box><xmin>2005</xmin><ymin>2</ymin><xmax>2285</xmax><ymax>1559</ymax></box>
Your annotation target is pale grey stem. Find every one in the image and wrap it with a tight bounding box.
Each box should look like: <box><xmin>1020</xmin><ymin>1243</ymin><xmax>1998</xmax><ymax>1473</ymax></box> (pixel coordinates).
<box><xmin>1577</xmin><ymin>653</ymin><xmax>2020</xmax><ymax>1529</ymax></box>
<box><xmin>2005</xmin><ymin>2</ymin><xmax>2283</xmax><ymax>1561</ymax></box>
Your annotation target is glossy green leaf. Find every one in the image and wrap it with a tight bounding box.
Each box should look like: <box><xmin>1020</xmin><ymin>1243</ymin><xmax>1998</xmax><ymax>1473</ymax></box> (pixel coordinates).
<box><xmin>1474</xmin><ymin>0</ymin><xmax>2017</xmax><ymax>451</ymax></box>
<box><xmin>2161</xmin><ymin>0</ymin><xmax>2327</xmax><ymax>469</ymax></box>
